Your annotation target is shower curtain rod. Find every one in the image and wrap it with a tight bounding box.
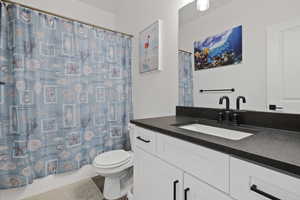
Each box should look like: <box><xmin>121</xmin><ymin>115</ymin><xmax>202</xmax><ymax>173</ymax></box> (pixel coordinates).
<box><xmin>0</xmin><ymin>0</ymin><xmax>134</xmax><ymax>38</ymax></box>
<box><xmin>179</xmin><ymin>49</ymin><xmax>193</xmax><ymax>54</ymax></box>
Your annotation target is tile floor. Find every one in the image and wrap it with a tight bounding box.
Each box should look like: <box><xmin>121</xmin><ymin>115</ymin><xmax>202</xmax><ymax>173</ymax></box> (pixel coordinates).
<box><xmin>22</xmin><ymin>176</ymin><xmax>128</xmax><ymax>200</ymax></box>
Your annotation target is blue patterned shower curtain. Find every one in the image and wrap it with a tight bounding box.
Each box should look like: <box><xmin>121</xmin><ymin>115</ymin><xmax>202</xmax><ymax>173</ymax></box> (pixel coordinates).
<box><xmin>0</xmin><ymin>3</ymin><xmax>132</xmax><ymax>189</ymax></box>
<box><xmin>178</xmin><ymin>51</ymin><xmax>193</xmax><ymax>106</ymax></box>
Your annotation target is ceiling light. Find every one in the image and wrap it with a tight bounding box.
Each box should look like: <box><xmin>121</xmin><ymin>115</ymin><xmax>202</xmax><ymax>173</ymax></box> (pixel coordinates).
<box><xmin>197</xmin><ymin>0</ymin><xmax>210</xmax><ymax>11</ymax></box>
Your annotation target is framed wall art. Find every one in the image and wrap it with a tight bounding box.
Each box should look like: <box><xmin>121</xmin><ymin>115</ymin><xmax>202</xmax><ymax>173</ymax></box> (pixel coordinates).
<box><xmin>139</xmin><ymin>20</ymin><xmax>162</xmax><ymax>73</ymax></box>
<box><xmin>194</xmin><ymin>25</ymin><xmax>242</xmax><ymax>70</ymax></box>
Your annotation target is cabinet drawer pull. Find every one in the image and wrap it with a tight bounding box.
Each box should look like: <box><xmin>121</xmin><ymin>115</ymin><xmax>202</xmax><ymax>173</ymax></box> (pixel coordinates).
<box><xmin>250</xmin><ymin>185</ymin><xmax>281</xmax><ymax>200</ymax></box>
<box><xmin>136</xmin><ymin>136</ymin><xmax>151</xmax><ymax>143</ymax></box>
<box><xmin>173</xmin><ymin>180</ymin><xmax>179</xmax><ymax>200</ymax></box>
<box><xmin>184</xmin><ymin>188</ymin><xmax>190</xmax><ymax>200</ymax></box>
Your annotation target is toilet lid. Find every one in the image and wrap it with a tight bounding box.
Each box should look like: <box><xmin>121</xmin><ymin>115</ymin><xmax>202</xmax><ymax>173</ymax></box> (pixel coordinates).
<box><xmin>93</xmin><ymin>150</ymin><xmax>131</xmax><ymax>168</ymax></box>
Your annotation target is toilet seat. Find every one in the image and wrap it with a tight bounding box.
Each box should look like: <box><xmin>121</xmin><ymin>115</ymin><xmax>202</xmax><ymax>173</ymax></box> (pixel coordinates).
<box><xmin>94</xmin><ymin>157</ymin><xmax>133</xmax><ymax>176</ymax></box>
<box><xmin>93</xmin><ymin>151</ymin><xmax>134</xmax><ymax>176</ymax></box>
<box><xmin>93</xmin><ymin>150</ymin><xmax>131</xmax><ymax>169</ymax></box>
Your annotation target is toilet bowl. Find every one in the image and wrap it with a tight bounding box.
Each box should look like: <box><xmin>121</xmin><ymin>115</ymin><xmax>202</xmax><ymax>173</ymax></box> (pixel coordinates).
<box><xmin>93</xmin><ymin>124</ymin><xmax>135</xmax><ymax>200</ymax></box>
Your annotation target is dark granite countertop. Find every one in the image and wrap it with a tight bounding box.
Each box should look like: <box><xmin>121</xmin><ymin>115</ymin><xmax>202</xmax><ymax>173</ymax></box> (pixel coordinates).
<box><xmin>131</xmin><ymin>115</ymin><xmax>300</xmax><ymax>178</ymax></box>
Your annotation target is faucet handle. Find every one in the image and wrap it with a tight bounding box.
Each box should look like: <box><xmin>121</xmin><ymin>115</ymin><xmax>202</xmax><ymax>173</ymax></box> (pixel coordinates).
<box><xmin>232</xmin><ymin>112</ymin><xmax>240</xmax><ymax>126</ymax></box>
<box><xmin>217</xmin><ymin>111</ymin><xmax>224</xmax><ymax>123</ymax></box>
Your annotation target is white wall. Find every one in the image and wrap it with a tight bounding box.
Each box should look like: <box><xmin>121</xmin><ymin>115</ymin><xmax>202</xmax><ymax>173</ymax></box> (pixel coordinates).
<box><xmin>115</xmin><ymin>0</ymin><xmax>189</xmax><ymax>119</ymax></box>
<box><xmin>79</xmin><ymin>0</ymin><xmax>118</xmax><ymax>13</ymax></box>
<box><xmin>179</xmin><ymin>0</ymin><xmax>300</xmax><ymax>111</ymax></box>
<box><xmin>0</xmin><ymin>1</ymin><xmax>116</xmax><ymax>200</ymax></box>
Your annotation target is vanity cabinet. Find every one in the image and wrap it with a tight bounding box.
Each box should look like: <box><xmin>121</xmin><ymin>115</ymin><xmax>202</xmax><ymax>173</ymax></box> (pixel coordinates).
<box><xmin>133</xmin><ymin>126</ymin><xmax>233</xmax><ymax>200</ymax></box>
<box><xmin>133</xmin><ymin>125</ymin><xmax>300</xmax><ymax>200</ymax></box>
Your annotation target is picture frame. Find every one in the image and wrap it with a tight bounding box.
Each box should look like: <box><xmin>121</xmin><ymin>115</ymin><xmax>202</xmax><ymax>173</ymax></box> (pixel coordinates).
<box><xmin>194</xmin><ymin>25</ymin><xmax>243</xmax><ymax>71</ymax></box>
<box><xmin>139</xmin><ymin>20</ymin><xmax>162</xmax><ymax>73</ymax></box>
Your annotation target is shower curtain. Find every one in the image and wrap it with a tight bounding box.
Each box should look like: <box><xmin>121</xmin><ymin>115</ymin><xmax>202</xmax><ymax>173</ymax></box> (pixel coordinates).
<box><xmin>0</xmin><ymin>3</ymin><xmax>132</xmax><ymax>189</ymax></box>
<box><xmin>178</xmin><ymin>51</ymin><xmax>193</xmax><ymax>106</ymax></box>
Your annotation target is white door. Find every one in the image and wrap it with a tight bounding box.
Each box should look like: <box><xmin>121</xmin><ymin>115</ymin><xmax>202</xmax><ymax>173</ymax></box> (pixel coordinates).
<box><xmin>267</xmin><ymin>18</ymin><xmax>300</xmax><ymax>113</ymax></box>
<box><xmin>134</xmin><ymin>147</ymin><xmax>183</xmax><ymax>200</ymax></box>
<box><xmin>183</xmin><ymin>173</ymin><xmax>233</xmax><ymax>200</ymax></box>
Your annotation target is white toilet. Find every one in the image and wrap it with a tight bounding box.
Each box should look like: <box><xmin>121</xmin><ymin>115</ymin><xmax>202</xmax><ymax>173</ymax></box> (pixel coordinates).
<box><xmin>93</xmin><ymin>124</ymin><xmax>135</xmax><ymax>200</ymax></box>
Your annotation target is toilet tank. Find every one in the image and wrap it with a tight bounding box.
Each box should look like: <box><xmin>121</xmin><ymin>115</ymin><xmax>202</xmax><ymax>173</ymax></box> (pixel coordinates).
<box><xmin>128</xmin><ymin>123</ymin><xmax>135</xmax><ymax>152</ymax></box>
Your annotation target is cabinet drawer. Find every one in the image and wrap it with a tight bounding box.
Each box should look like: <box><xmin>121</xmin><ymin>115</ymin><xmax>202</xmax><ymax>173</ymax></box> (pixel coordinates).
<box><xmin>157</xmin><ymin>134</ymin><xmax>230</xmax><ymax>193</ymax></box>
<box><xmin>230</xmin><ymin>157</ymin><xmax>300</xmax><ymax>200</ymax></box>
<box><xmin>134</xmin><ymin>126</ymin><xmax>157</xmax><ymax>154</ymax></box>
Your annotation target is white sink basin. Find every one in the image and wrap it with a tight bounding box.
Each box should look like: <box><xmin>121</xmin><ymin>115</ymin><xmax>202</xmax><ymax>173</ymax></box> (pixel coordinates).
<box><xmin>179</xmin><ymin>124</ymin><xmax>253</xmax><ymax>140</ymax></box>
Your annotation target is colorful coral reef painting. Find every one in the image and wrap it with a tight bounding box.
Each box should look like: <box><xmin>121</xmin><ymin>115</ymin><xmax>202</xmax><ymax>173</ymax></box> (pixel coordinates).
<box><xmin>194</xmin><ymin>25</ymin><xmax>242</xmax><ymax>71</ymax></box>
<box><xmin>139</xmin><ymin>20</ymin><xmax>162</xmax><ymax>73</ymax></box>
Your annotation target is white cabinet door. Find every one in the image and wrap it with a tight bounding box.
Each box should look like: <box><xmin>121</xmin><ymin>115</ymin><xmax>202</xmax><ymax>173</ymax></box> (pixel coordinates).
<box><xmin>267</xmin><ymin>18</ymin><xmax>300</xmax><ymax>113</ymax></box>
<box><xmin>134</xmin><ymin>147</ymin><xmax>183</xmax><ymax>200</ymax></box>
<box><xmin>183</xmin><ymin>173</ymin><xmax>233</xmax><ymax>200</ymax></box>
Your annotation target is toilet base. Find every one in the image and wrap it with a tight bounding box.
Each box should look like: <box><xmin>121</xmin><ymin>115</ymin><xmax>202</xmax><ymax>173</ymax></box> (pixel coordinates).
<box><xmin>103</xmin><ymin>167</ymin><xmax>133</xmax><ymax>200</ymax></box>
<box><xmin>127</xmin><ymin>187</ymin><xmax>134</xmax><ymax>200</ymax></box>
